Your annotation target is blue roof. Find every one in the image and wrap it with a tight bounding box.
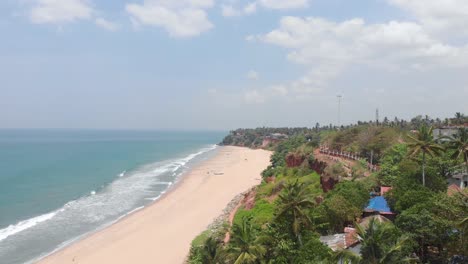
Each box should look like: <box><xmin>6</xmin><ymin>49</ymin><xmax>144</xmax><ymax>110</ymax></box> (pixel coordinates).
<box><xmin>366</xmin><ymin>196</ymin><xmax>391</xmax><ymax>213</ymax></box>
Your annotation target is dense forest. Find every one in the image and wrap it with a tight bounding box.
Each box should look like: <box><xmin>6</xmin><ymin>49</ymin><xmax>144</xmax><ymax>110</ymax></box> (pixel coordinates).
<box><xmin>189</xmin><ymin>113</ymin><xmax>467</xmax><ymax>264</ymax></box>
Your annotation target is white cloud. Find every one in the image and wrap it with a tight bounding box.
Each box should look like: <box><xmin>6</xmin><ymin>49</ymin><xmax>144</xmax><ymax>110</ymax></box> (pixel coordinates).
<box><xmin>244</xmin><ymin>89</ymin><xmax>265</xmax><ymax>103</ymax></box>
<box><xmin>245</xmin><ymin>34</ymin><xmax>256</xmax><ymax>42</ymax></box>
<box><xmin>260</xmin><ymin>16</ymin><xmax>468</xmax><ymax>66</ymax></box>
<box><xmin>95</xmin><ymin>18</ymin><xmax>119</xmax><ymax>31</ymax></box>
<box><xmin>249</xmin><ymin>15</ymin><xmax>468</xmax><ymax>102</ymax></box>
<box><xmin>247</xmin><ymin>70</ymin><xmax>259</xmax><ymax>80</ymax></box>
<box><xmin>29</xmin><ymin>0</ymin><xmax>93</xmax><ymax>24</ymax></box>
<box><xmin>271</xmin><ymin>85</ymin><xmax>288</xmax><ymax>96</ymax></box>
<box><xmin>221</xmin><ymin>0</ymin><xmax>308</xmax><ymax>18</ymax></box>
<box><xmin>388</xmin><ymin>0</ymin><xmax>468</xmax><ymax>35</ymax></box>
<box><xmin>126</xmin><ymin>0</ymin><xmax>214</xmax><ymax>37</ymax></box>
<box><xmin>221</xmin><ymin>2</ymin><xmax>256</xmax><ymax>17</ymax></box>
<box><xmin>258</xmin><ymin>0</ymin><xmax>308</xmax><ymax>9</ymax></box>
<box><xmin>244</xmin><ymin>2</ymin><xmax>257</xmax><ymax>14</ymax></box>
<box><xmin>222</xmin><ymin>5</ymin><xmax>240</xmax><ymax>17</ymax></box>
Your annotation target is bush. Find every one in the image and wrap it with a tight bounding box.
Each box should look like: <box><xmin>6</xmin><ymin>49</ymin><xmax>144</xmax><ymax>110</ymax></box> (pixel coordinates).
<box><xmin>327</xmin><ymin>181</ymin><xmax>370</xmax><ymax>209</ymax></box>
<box><xmin>324</xmin><ymin>162</ymin><xmax>347</xmax><ymax>179</ymax></box>
<box><xmin>233</xmin><ymin>199</ymin><xmax>275</xmax><ymax>228</ymax></box>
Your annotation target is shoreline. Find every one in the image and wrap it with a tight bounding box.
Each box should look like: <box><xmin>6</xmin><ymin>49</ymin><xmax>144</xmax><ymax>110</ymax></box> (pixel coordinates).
<box><xmin>24</xmin><ymin>145</ymin><xmax>218</xmax><ymax>264</ymax></box>
<box><xmin>38</xmin><ymin>146</ymin><xmax>271</xmax><ymax>264</ymax></box>
<box><xmin>31</xmin><ymin>152</ymin><xmax>199</xmax><ymax>263</ymax></box>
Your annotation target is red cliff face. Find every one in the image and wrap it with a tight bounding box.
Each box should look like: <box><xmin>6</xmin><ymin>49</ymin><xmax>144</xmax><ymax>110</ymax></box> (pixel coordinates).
<box><xmin>315</xmin><ymin>195</ymin><xmax>324</xmax><ymax>205</ymax></box>
<box><xmin>309</xmin><ymin>159</ymin><xmax>327</xmax><ymax>175</ymax></box>
<box><xmin>265</xmin><ymin>176</ymin><xmax>276</xmax><ymax>183</ymax></box>
<box><xmin>320</xmin><ymin>176</ymin><xmax>338</xmax><ymax>193</ymax></box>
<box><xmin>285</xmin><ymin>153</ymin><xmax>305</xmax><ymax>167</ymax></box>
<box><xmin>243</xmin><ymin>189</ymin><xmax>257</xmax><ymax>210</ymax></box>
<box><xmin>285</xmin><ymin>152</ymin><xmax>336</xmax><ymax>192</ymax></box>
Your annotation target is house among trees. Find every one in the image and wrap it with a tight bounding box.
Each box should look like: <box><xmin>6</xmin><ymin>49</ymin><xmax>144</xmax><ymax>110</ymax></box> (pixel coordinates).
<box><xmin>433</xmin><ymin>125</ymin><xmax>468</xmax><ymax>141</ymax></box>
<box><xmin>261</xmin><ymin>133</ymin><xmax>288</xmax><ymax>148</ymax></box>
<box><xmin>449</xmin><ymin>164</ymin><xmax>468</xmax><ymax>189</ymax></box>
<box><xmin>363</xmin><ymin>186</ymin><xmax>396</xmax><ymax>220</ymax></box>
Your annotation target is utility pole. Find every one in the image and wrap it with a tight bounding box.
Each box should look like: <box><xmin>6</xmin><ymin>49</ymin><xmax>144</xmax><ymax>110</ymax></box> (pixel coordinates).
<box><xmin>376</xmin><ymin>108</ymin><xmax>380</xmax><ymax>126</ymax></box>
<box><xmin>337</xmin><ymin>95</ymin><xmax>342</xmax><ymax>127</ymax></box>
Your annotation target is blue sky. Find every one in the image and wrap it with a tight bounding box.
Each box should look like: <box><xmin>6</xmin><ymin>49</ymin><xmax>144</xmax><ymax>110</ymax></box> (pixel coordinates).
<box><xmin>1</xmin><ymin>0</ymin><xmax>467</xmax><ymax>130</ymax></box>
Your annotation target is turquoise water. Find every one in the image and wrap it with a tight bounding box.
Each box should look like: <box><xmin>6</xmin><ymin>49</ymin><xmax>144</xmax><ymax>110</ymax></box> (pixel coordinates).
<box><xmin>0</xmin><ymin>130</ymin><xmax>224</xmax><ymax>263</ymax></box>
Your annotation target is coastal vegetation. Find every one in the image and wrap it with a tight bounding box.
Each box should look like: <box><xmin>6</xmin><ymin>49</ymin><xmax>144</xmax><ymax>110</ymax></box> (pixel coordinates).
<box><xmin>189</xmin><ymin>113</ymin><xmax>468</xmax><ymax>264</ymax></box>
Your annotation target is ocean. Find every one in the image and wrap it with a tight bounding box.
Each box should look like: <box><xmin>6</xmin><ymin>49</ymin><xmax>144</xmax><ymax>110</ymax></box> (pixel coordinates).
<box><xmin>0</xmin><ymin>129</ymin><xmax>225</xmax><ymax>264</ymax></box>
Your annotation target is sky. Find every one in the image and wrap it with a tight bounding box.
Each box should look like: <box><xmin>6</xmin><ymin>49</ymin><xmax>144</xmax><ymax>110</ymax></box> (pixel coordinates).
<box><xmin>1</xmin><ymin>0</ymin><xmax>467</xmax><ymax>130</ymax></box>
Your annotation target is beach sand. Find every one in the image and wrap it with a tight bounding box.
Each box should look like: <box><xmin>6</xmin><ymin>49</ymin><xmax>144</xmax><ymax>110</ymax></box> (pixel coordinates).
<box><xmin>38</xmin><ymin>146</ymin><xmax>271</xmax><ymax>264</ymax></box>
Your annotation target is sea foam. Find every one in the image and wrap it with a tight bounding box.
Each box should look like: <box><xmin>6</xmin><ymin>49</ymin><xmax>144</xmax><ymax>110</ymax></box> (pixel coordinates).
<box><xmin>0</xmin><ymin>144</ymin><xmax>217</xmax><ymax>247</ymax></box>
<box><xmin>0</xmin><ymin>211</ymin><xmax>58</xmax><ymax>242</ymax></box>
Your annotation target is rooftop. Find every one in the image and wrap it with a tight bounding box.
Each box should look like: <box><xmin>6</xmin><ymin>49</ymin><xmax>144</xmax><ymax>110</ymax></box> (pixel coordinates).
<box><xmin>366</xmin><ymin>196</ymin><xmax>392</xmax><ymax>213</ymax></box>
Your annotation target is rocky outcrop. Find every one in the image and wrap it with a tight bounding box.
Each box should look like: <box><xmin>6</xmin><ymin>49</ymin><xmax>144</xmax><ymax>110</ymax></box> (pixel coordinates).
<box><xmin>206</xmin><ymin>187</ymin><xmax>256</xmax><ymax>232</ymax></box>
<box><xmin>286</xmin><ymin>153</ymin><xmax>305</xmax><ymax>167</ymax></box>
<box><xmin>265</xmin><ymin>176</ymin><xmax>276</xmax><ymax>183</ymax></box>
<box><xmin>243</xmin><ymin>189</ymin><xmax>257</xmax><ymax>210</ymax></box>
<box><xmin>320</xmin><ymin>176</ymin><xmax>338</xmax><ymax>193</ymax></box>
<box><xmin>309</xmin><ymin>159</ymin><xmax>327</xmax><ymax>174</ymax></box>
<box><xmin>315</xmin><ymin>195</ymin><xmax>324</xmax><ymax>205</ymax></box>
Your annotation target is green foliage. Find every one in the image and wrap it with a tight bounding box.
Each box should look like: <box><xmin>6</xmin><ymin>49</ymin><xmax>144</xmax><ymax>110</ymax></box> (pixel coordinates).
<box><xmin>392</xmin><ymin>187</ymin><xmax>433</xmax><ymax>213</ymax></box>
<box><xmin>321</xmin><ymin>195</ymin><xmax>362</xmax><ymax>233</ymax></box>
<box><xmin>341</xmin><ymin>219</ymin><xmax>415</xmax><ymax>264</ymax></box>
<box><xmin>193</xmin><ymin>115</ymin><xmax>468</xmax><ymax>263</ymax></box>
<box><xmin>359</xmin><ymin>174</ymin><xmax>379</xmax><ymax>191</ymax></box>
<box><xmin>270</xmin><ymin>136</ymin><xmax>306</xmax><ymax>167</ymax></box>
<box><xmin>191</xmin><ymin>230</ymin><xmax>212</xmax><ymax>248</ymax></box>
<box><xmin>225</xmin><ymin>217</ymin><xmax>267</xmax><ymax>264</ymax></box>
<box><xmin>261</xmin><ymin>165</ymin><xmax>277</xmax><ymax>178</ymax></box>
<box><xmin>290</xmin><ymin>232</ymin><xmax>333</xmax><ymax>263</ymax></box>
<box><xmin>275</xmin><ymin>180</ymin><xmax>315</xmax><ymax>244</ymax></box>
<box><xmin>320</xmin><ymin>181</ymin><xmax>370</xmax><ymax>232</ymax></box>
<box><xmin>189</xmin><ymin>232</ymin><xmax>223</xmax><ymax>264</ymax></box>
<box><xmin>324</xmin><ymin>125</ymin><xmax>400</xmax><ymax>163</ymax></box>
<box><xmin>378</xmin><ymin>144</ymin><xmax>408</xmax><ymax>186</ymax></box>
<box><xmin>233</xmin><ymin>199</ymin><xmax>275</xmax><ymax>228</ymax></box>
<box><xmin>221</xmin><ymin>127</ymin><xmax>317</xmax><ymax>148</ymax></box>
<box><xmin>351</xmin><ymin>160</ymin><xmax>368</xmax><ymax>179</ymax></box>
<box><xmin>443</xmin><ymin>127</ymin><xmax>468</xmax><ymax>177</ymax></box>
<box><xmin>328</xmin><ymin>181</ymin><xmax>370</xmax><ymax>209</ymax></box>
<box><xmin>407</xmin><ymin>125</ymin><xmax>445</xmax><ymax>186</ymax></box>
<box><xmin>395</xmin><ymin>192</ymin><xmax>468</xmax><ymax>262</ymax></box>
<box><xmin>323</xmin><ymin>162</ymin><xmax>347</xmax><ymax>179</ymax></box>
<box><xmin>261</xmin><ymin>225</ymin><xmax>332</xmax><ymax>264</ymax></box>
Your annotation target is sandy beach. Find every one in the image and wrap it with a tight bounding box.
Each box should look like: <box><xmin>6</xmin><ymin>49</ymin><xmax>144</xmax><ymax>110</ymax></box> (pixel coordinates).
<box><xmin>38</xmin><ymin>146</ymin><xmax>271</xmax><ymax>264</ymax></box>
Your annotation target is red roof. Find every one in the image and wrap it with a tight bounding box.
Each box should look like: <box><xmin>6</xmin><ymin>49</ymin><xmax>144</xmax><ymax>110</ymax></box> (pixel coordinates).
<box><xmin>381</xmin><ymin>186</ymin><xmax>392</xmax><ymax>195</ymax></box>
<box><xmin>447</xmin><ymin>184</ymin><xmax>462</xmax><ymax>196</ymax></box>
<box><xmin>344</xmin><ymin>227</ymin><xmax>359</xmax><ymax>248</ymax></box>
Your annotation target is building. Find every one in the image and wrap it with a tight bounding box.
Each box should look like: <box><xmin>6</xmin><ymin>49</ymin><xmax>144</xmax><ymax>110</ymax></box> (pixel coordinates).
<box><xmin>261</xmin><ymin>133</ymin><xmax>288</xmax><ymax>148</ymax></box>
<box><xmin>363</xmin><ymin>186</ymin><xmax>396</xmax><ymax>220</ymax></box>
<box><xmin>433</xmin><ymin>125</ymin><xmax>467</xmax><ymax>141</ymax></box>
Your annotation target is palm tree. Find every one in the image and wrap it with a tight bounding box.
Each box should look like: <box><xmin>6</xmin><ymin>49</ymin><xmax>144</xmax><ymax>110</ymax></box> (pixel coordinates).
<box><xmin>455</xmin><ymin>112</ymin><xmax>464</xmax><ymax>125</ymax></box>
<box><xmin>407</xmin><ymin>125</ymin><xmax>444</xmax><ymax>186</ymax></box>
<box><xmin>334</xmin><ymin>219</ymin><xmax>414</xmax><ymax>264</ymax></box>
<box><xmin>333</xmin><ymin>249</ymin><xmax>361</xmax><ymax>264</ymax></box>
<box><xmin>445</xmin><ymin>128</ymin><xmax>468</xmax><ymax>175</ymax></box>
<box><xmin>458</xmin><ymin>217</ymin><xmax>468</xmax><ymax>256</ymax></box>
<box><xmin>275</xmin><ymin>180</ymin><xmax>315</xmax><ymax>245</ymax></box>
<box><xmin>355</xmin><ymin>218</ymin><xmax>389</xmax><ymax>263</ymax></box>
<box><xmin>199</xmin><ymin>236</ymin><xmax>221</xmax><ymax>264</ymax></box>
<box><xmin>224</xmin><ymin>217</ymin><xmax>266</xmax><ymax>264</ymax></box>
